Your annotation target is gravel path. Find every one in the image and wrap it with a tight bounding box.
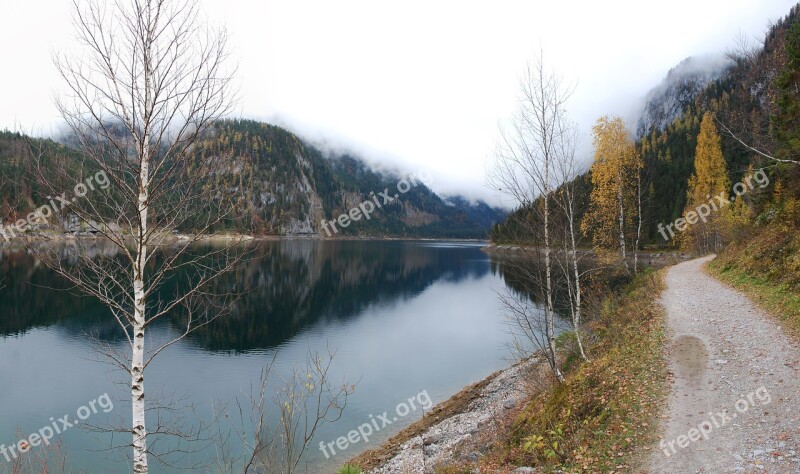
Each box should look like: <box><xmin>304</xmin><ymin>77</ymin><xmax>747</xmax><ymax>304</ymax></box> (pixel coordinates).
<box><xmin>651</xmin><ymin>255</ymin><xmax>800</xmax><ymax>473</ymax></box>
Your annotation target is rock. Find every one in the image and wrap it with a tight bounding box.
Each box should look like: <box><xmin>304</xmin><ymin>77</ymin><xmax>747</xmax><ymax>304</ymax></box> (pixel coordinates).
<box><xmin>503</xmin><ymin>399</ymin><xmax>516</xmax><ymax>410</ymax></box>
<box><xmin>513</xmin><ymin>468</ymin><xmax>537</xmax><ymax>474</ymax></box>
<box><xmin>425</xmin><ymin>432</ymin><xmax>444</xmax><ymax>445</ymax></box>
<box><xmin>465</xmin><ymin>451</ymin><xmax>481</xmax><ymax>462</ymax></box>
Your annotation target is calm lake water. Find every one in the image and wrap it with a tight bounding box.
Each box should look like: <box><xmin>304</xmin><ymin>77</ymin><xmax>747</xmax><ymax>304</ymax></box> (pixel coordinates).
<box><xmin>0</xmin><ymin>240</ymin><xmax>532</xmax><ymax>473</ymax></box>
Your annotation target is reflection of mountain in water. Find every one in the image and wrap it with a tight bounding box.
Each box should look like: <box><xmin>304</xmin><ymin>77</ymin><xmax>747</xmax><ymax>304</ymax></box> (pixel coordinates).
<box><xmin>0</xmin><ymin>249</ymin><xmax>107</xmax><ymax>337</ymax></box>
<box><xmin>186</xmin><ymin>241</ymin><xmax>489</xmax><ymax>351</ymax></box>
<box><xmin>0</xmin><ymin>241</ymin><xmax>490</xmax><ymax>352</ymax></box>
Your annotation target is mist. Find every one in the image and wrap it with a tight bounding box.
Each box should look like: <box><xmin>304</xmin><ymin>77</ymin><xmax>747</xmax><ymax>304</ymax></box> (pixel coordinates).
<box><xmin>1</xmin><ymin>0</ymin><xmax>798</xmax><ymax>207</ymax></box>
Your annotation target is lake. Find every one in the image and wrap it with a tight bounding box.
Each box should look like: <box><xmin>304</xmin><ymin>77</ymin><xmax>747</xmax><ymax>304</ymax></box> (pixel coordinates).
<box><xmin>0</xmin><ymin>240</ymin><xmax>534</xmax><ymax>473</ymax></box>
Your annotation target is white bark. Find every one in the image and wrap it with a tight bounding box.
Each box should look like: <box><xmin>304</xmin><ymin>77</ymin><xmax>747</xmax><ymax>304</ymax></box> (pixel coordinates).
<box><xmin>553</xmin><ymin>122</ymin><xmax>588</xmax><ymax>362</ymax></box>
<box><xmin>634</xmin><ymin>167</ymin><xmax>642</xmax><ymax>274</ymax></box>
<box><xmin>567</xmin><ymin>200</ymin><xmax>587</xmax><ymax>361</ymax></box>
<box><xmin>132</xmin><ymin>135</ymin><xmax>150</xmax><ymax>471</ymax></box>
<box><xmin>617</xmin><ymin>167</ymin><xmax>629</xmax><ymax>273</ymax></box>
<box><xmin>542</xmin><ymin>151</ymin><xmax>563</xmax><ymax>382</ymax></box>
<box><xmin>32</xmin><ymin>0</ymin><xmax>239</xmax><ymax>470</ymax></box>
<box><xmin>489</xmin><ymin>54</ymin><xmax>572</xmax><ymax>382</ymax></box>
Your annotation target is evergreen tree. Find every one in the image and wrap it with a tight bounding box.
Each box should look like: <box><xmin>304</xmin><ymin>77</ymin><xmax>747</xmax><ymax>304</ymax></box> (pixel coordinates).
<box><xmin>774</xmin><ymin>19</ymin><xmax>800</xmax><ymax>159</ymax></box>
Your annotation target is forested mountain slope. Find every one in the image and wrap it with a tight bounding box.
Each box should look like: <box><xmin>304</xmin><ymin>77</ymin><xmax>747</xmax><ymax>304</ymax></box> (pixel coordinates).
<box><xmin>0</xmin><ymin>121</ymin><xmax>507</xmax><ymax>239</ymax></box>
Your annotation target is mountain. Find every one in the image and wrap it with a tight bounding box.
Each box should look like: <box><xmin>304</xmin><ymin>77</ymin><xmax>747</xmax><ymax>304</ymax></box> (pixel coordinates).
<box><xmin>195</xmin><ymin>119</ymin><xmax>503</xmax><ymax>238</ymax></box>
<box><xmin>442</xmin><ymin>195</ymin><xmax>508</xmax><ymax>230</ymax></box>
<box><xmin>636</xmin><ymin>56</ymin><xmax>731</xmax><ymax>137</ymax></box>
<box><xmin>0</xmin><ymin>121</ymin><xmax>505</xmax><ymax>239</ymax></box>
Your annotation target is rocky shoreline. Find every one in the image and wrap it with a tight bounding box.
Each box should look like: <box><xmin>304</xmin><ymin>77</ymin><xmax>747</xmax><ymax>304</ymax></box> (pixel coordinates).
<box><xmin>351</xmin><ymin>357</ymin><xmax>546</xmax><ymax>473</ymax></box>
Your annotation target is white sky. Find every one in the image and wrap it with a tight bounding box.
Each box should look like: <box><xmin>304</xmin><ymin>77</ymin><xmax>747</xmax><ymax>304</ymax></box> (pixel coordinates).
<box><xmin>1</xmin><ymin>0</ymin><xmax>797</xmax><ymax>205</ymax></box>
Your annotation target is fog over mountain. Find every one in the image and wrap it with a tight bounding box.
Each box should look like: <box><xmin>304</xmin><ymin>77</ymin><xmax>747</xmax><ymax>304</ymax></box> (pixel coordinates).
<box><xmin>636</xmin><ymin>55</ymin><xmax>733</xmax><ymax>137</ymax></box>
<box><xmin>1</xmin><ymin>0</ymin><xmax>797</xmax><ymax>206</ymax></box>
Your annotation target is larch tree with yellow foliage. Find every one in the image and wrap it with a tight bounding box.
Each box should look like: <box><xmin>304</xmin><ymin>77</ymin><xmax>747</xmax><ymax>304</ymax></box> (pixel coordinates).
<box><xmin>683</xmin><ymin>112</ymin><xmax>731</xmax><ymax>253</ymax></box>
<box><xmin>582</xmin><ymin>116</ymin><xmax>642</xmax><ymax>273</ymax></box>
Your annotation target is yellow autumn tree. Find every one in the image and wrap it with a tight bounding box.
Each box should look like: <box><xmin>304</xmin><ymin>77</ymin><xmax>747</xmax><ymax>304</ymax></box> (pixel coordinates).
<box><xmin>723</xmin><ymin>165</ymin><xmax>754</xmax><ymax>242</ymax></box>
<box><xmin>582</xmin><ymin>116</ymin><xmax>642</xmax><ymax>272</ymax></box>
<box><xmin>683</xmin><ymin>112</ymin><xmax>731</xmax><ymax>253</ymax></box>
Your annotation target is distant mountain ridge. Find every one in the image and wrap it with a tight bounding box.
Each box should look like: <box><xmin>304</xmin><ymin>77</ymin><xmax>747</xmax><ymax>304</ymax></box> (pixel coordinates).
<box><xmin>637</xmin><ymin>56</ymin><xmax>732</xmax><ymax>137</ymax></box>
<box><xmin>0</xmin><ymin>121</ymin><xmax>507</xmax><ymax>239</ymax></box>
<box><xmin>442</xmin><ymin>195</ymin><xmax>508</xmax><ymax>230</ymax></box>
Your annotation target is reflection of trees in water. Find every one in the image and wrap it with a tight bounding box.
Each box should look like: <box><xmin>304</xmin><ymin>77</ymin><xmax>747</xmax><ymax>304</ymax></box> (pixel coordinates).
<box><xmin>0</xmin><ymin>244</ymin><xmax>129</xmax><ymax>340</ymax></box>
<box><xmin>490</xmin><ymin>255</ymin><xmax>570</xmax><ymax>318</ymax></box>
<box><xmin>0</xmin><ymin>242</ymin><xmax>490</xmax><ymax>351</ymax></box>
<box><xmin>185</xmin><ymin>241</ymin><xmax>489</xmax><ymax>352</ymax></box>
<box><xmin>489</xmin><ymin>254</ymin><xmax>629</xmax><ymax>320</ymax></box>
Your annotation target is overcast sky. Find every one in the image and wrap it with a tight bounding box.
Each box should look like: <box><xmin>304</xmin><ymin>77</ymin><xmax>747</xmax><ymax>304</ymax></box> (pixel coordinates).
<box><xmin>1</xmin><ymin>1</ymin><xmax>797</xmax><ymax>205</ymax></box>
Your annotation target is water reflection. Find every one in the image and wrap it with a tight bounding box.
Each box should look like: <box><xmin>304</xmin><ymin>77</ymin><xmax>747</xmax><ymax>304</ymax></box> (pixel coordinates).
<box><xmin>0</xmin><ymin>240</ymin><xmax>546</xmax><ymax>472</ymax></box>
<box><xmin>0</xmin><ymin>240</ymin><xmax>491</xmax><ymax>350</ymax></box>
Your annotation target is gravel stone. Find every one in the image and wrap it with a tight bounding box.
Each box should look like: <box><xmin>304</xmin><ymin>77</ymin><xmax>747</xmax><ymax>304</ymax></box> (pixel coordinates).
<box><xmin>650</xmin><ymin>256</ymin><xmax>800</xmax><ymax>473</ymax></box>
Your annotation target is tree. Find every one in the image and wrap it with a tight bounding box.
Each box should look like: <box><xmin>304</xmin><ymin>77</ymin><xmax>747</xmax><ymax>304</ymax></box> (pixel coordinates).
<box><xmin>213</xmin><ymin>351</ymin><xmax>354</xmax><ymax>474</ymax></box>
<box><xmin>716</xmin><ymin>19</ymin><xmax>800</xmax><ymax>167</ymax></box>
<box><xmin>32</xmin><ymin>0</ymin><xmax>241</xmax><ymax>471</ymax></box>
<box><xmin>683</xmin><ymin>112</ymin><xmax>731</xmax><ymax>253</ymax></box>
<box><xmin>552</xmin><ymin>129</ymin><xmax>589</xmax><ymax>362</ymax></box>
<box><xmin>489</xmin><ymin>54</ymin><xmax>579</xmax><ymax>381</ymax></box>
<box><xmin>774</xmin><ymin>19</ymin><xmax>800</xmax><ymax>161</ymax></box>
<box><xmin>582</xmin><ymin>116</ymin><xmax>641</xmax><ymax>273</ymax></box>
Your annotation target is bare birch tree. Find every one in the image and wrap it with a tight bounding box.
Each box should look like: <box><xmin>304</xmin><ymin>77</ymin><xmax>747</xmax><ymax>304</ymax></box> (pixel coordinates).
<box><xmin>26</xmin><ymin>0</ymin><xmax>243</xmax><ymax>471</ymax></box>
<box><xmin>489</xmin><ymin>54</ymin><xmax>576</xmax><ymax>382</ymax></box>
<box><xmin>633</xmin><ymin>154</ymin><xmax>645</xmax><ymax>273</ymax></box>
<box><xmin>212</xmin><ymin>351</ymin><xmax>354</xmax><ymax>474</ymax></box>
<box><xmin>551</xmin><ymin>124</ymin><xmax>589</xmax><ymax>362</ymax></box>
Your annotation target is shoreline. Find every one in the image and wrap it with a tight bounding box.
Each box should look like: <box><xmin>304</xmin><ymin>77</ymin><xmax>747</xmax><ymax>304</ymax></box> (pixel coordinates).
<box><xmin>0</xmin><ymin>233</ymin><xmax>489</xmax><ymax>249</ymax></box>
<box><xmin>348</xmin><ymin>356</ymin><xmax>547</xmax><ymax>472</ymax></box>
<box><xmin>481</xmin><ymin>243</ymin><xmax>692</xmax><ymax>264</ymax></box>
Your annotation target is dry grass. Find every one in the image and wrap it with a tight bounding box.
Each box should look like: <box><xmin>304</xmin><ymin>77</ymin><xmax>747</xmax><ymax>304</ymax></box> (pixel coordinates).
<box><xmin>478</xmin><ymin>271</ymin><xmax>669</xmax><ymax>473</ymax></box>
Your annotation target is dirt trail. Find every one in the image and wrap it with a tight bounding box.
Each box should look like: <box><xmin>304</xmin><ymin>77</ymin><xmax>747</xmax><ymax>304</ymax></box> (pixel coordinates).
<box><xmin>651</xmin><ymin>255</ymin><xmax>800</xmax><ymax>473</ymax></box>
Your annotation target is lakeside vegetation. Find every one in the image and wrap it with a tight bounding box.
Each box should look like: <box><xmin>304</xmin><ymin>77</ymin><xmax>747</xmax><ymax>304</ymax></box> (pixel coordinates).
<box><xmin>486</xmin><ymin>271</ymin><xmax>668</xmax><ymax>473</ymax></box>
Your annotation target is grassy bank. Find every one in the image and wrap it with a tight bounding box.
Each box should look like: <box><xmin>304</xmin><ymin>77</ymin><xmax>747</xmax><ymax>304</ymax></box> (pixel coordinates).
<box><xmin>479</xmin><ymin>271</ymin><xmax>668</xmax><ymax>473</ymax></box>
<box><xmin>708</xmin><ymin>223</ymin><xmax>800</xmax><ymax>337</ymax></box>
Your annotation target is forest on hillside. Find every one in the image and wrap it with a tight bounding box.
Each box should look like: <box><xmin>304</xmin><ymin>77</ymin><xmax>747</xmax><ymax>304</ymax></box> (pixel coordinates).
<box><xmin>0</xmin><ymin>121</ymin><xmax>506</xmax><ymax>239</ymax></box>
<box><xmin>492</xmin><ymin>5</ymin><xmax>800</xmax><ymax>258</ymax></box>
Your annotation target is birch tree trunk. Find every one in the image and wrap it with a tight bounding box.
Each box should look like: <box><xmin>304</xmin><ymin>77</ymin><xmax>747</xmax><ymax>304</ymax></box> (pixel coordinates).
<box><xmin>568</xmin><ymin>201</ymin><xmax>587</xmax><ymax>361</ymax></box>
<box><xmin>617</xmin><ymin>168</ymin><xmax>629</xmax><ymax>273</ymax></box>
<box><xmin>634</xmin><ymin>167</ymin><xmax>642</xmax><ymax>274</ymax></box>
<box><xmin>542</xmin><ymin>156</ymin><xmax>564</xmax><ymax>382</ymax></box>
<box><xmin>132</xmin><ymin>138</ymin><xmax>150</xmax><ymax>471</ymax></box>
<box><xmin>489</xmin><ymin>54</ymin><xmax>573</xmax><ymax>383</ymax></box>
<box><xmin>32</xmin><ymin>0</ymin><xmax>240</xmax><ymax>471</ymax></box>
